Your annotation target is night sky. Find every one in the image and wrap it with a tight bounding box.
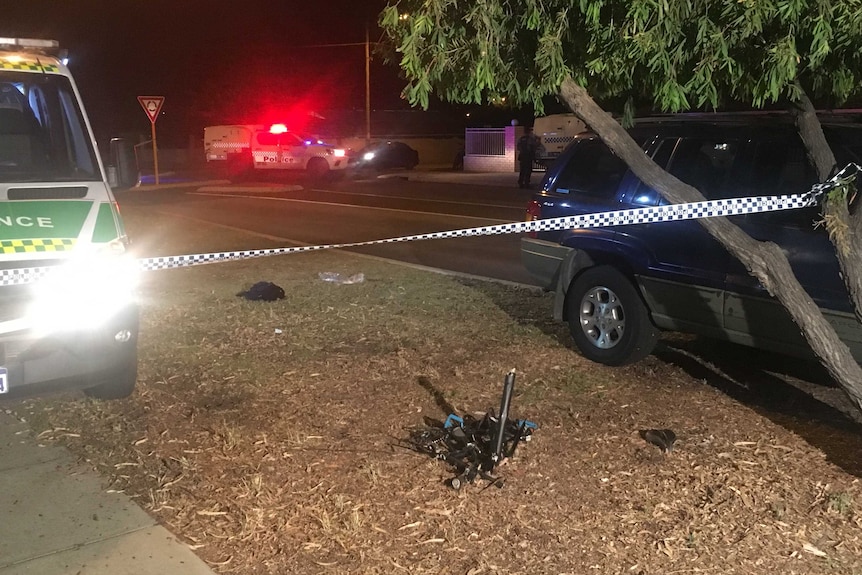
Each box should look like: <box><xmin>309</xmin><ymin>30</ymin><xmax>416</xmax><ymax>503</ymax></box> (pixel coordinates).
<box><xmin>4</xmin><ymin>0</ymin><xmax>422</xmax><ymax>147</ymax></box>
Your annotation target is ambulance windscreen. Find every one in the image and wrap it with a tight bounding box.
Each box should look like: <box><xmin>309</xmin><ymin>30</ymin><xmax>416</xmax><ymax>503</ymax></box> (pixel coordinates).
<box><xmin>0</xmin><ymin>72</ymin><xmax>99</xmax><ymax>184</ymax></box>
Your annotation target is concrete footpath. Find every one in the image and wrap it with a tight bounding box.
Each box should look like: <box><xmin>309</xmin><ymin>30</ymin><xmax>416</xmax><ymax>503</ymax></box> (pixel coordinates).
<box><xmin>0</xmin><ymin>411</ymin><xmax>216</xmax><ymax>574</ymax></box>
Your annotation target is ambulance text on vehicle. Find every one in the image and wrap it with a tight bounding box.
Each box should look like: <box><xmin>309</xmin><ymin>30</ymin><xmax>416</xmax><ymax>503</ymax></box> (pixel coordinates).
<box><xmin>204</xmin><ymin>123</ymin><xmax>348</xmax><ymax>177</ymax></box>
<box><xmin>0</xmin><ymin>37</ymin><xmax>138</xmax><ymax>399</ymax></box>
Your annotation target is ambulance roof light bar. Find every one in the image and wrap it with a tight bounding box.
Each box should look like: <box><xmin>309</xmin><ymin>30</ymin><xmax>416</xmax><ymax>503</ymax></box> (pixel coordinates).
<box><xmin>0</xmin><ymin>38</ymin><xmax>62</xmax><ymax>57</ymax></box>
<box><xmin>269</xmin><ymin>124</ymin><xmax>289</xmax><ymax>134</ymax></box>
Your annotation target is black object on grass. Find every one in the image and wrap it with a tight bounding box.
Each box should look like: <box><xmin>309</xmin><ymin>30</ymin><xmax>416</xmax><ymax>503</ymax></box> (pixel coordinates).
<box><xmin>401</xmin><ymin>370</ymin><xmax>537</xmax><ymax>490</ymax></box>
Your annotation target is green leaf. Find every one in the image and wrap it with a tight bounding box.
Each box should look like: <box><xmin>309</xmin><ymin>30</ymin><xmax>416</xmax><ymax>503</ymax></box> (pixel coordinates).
<box><xmin>378</xmin><ymin>0</ymin><xmax>862</xmax><ymax>117</ymax></box>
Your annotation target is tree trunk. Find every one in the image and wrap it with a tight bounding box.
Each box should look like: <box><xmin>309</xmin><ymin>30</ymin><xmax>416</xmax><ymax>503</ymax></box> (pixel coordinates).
<box><xmin>792</xmin><ymin>87</ymin><xmax>862</xmax><ymax>321</ymax></box>
<box><xmin>558</xmin><ymin>77</ymin><xmax>862</xmax><ymax>414</ymax></box>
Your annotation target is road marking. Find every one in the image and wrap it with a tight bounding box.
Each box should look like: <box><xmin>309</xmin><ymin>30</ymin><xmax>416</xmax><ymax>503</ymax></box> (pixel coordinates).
<box><xmin>190</xmin><ymin>182</ymin><xmax>521</xmax><ymax>210</ymax></box>
<box><xmin>190</xmin><ymin>191</ymin><xmax>514</xmax><ymax>224</ymax></box>
<box><xmin>148</xmin><ymin>209</ymin><xmax>542</xmax><ymax>290</ymax></box>
<box><xmin>305</xmin><ymin>186</ymin><xmax>521</xmax><ymax>211</ymax></box>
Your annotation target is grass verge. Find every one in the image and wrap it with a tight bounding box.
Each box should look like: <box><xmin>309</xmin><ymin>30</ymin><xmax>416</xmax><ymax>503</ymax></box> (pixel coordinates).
<box><xmin>12</xmin><ymin>204</ymin><xmax>862</xmax><ymax>575</ymax></box>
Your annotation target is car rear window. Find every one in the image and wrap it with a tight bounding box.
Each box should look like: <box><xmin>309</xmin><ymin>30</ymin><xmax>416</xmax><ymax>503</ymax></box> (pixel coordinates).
<box><xmin>740</xmin><ymin>138</ymin><xmax>820</xmax><ymax>229</ymax></box>
<box><xmin>664</xmin><ymin>137</ymin><xmax>740</xmax><ymax>199</ymax></box>
<box><xmin>552</xmin><ymin>140</ymin><xmax>626</xmax><ymax>197</ymax></box>
<box><xmin>746</xmin><ymin>139</ymin><xmax>817</xmax><ymax>196</ymax></box>
<box><xmin>837</xmin><ymin>144</ymin><xmax>862</xmax><ymax>167</ymax></box>
<box><xmin>627</xmin><ymin>138</ymin><xmax>677</xmax><ymax>206</ymax></box>
<box><xmin>628</xmin><ymin>136</ymin><xmax>740</xmax><ymax>205</ymax></box>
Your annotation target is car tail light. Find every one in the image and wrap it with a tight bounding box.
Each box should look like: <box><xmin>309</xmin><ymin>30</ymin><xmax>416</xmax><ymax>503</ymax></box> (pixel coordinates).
<box><xmin>526</xmin><ymin>200</ymin><xmax>541</xmax><ymax>238</ymax></box>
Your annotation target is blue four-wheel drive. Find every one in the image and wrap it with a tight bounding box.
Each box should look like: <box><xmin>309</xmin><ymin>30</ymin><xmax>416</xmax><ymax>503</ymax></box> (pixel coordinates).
<box><xmin>521</xmin><ymin>114</ymin><xmax>862</xmax><ymax>366</ymax></box>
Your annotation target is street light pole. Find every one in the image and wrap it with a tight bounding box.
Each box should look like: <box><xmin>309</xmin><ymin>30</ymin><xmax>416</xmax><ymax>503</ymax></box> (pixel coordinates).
<box><xmin>365</xmin><ymin>24</ymin><xmax>371</xmax><ymax>145</ymax></box>
<box><xmin>295</xmin><ymin>33</ymin><xmax>376</xmax><ymax>144</ymax></box>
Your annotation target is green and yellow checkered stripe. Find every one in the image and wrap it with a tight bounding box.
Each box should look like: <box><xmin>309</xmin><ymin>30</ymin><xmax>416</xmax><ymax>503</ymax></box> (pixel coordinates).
<box><xmin>0</xmin><ymin>238</ymin><xmax>75</xmax><ymax>254</ymax></box>
<box><xmin>0</xmin><ymin>60</ymin><xmax>60</xmax><ymax>73</ymax></box>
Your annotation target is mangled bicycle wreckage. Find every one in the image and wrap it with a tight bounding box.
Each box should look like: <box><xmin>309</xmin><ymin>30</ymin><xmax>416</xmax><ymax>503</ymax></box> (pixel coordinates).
<box><xmin>400</xmin><ymin>370</ymin><xmax>538</xmax><ymax>490</ymax></box>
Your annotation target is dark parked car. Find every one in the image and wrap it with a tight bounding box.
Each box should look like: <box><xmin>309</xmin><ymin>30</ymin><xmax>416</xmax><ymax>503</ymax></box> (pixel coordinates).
<box><xmin>350</xmin><ymin>141</ymin><xmax>419</xmax><ymax>171</ymax></box>
<box><xmin>521</xmin><ymin>114</ymin><xmax>862</xmax><ymax>366</ymax></box>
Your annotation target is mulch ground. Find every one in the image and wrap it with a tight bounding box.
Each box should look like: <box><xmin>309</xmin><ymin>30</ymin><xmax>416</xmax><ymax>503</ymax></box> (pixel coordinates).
<box><xmin>9</xmin><ymin>208</ymin><xmax>862</xmax><ymax>575</ymax></box>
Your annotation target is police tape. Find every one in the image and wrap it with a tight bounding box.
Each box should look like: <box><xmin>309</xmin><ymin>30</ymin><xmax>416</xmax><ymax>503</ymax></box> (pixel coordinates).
<box><xmin>1</xmin><ymin>163</ymin><xmax>859</xmax><ymax>287</ymax></box>
<box><xmin>137</xmin><ymin>191</ymin><xmax>817</xmax><ymax>272</ymax></box>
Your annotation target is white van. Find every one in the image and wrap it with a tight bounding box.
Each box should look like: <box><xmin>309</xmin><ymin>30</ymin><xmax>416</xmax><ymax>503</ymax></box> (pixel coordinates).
<box><xmin>533</xmin><ymin>114</ymin><xmax>587</xmax><ymax>166</ymax></box>
<box><xmin>0</xmin><ymin>38</ymin><xmax>138</xmax><ymax>399</ymax></box>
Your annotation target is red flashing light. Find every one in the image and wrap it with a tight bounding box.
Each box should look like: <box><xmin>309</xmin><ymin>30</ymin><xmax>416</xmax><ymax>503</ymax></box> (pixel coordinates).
<box><xmin>269</xmin><ymin>123</ymin><xmax>288</xmax><ymax>134</ymax></box>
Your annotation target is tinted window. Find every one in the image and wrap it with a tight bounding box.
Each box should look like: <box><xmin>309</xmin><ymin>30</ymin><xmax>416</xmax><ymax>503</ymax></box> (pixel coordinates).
<box><xmin>553</xmin><ymin>140</ymin><xmax>626</xmax><ymax>197</ymax></box>
<box><xmin>628</xmin><ymin>138</ymin><xmax>677</xmax><ymax>206</ymax></box>
<box><xmin>836</xmin><ymin>144</ymin><xmax>862</xmax><ymax>168</ymax></box>
<box><xmin>748</xmin><ymin>139</ymin><xmax>816</xmax><ymax>195</ymax></box>
<box><xmin>739</xmin><ymin>138</ymin><xmax>819</xmax><ymax>228</ymax></box>
<box><xmin>665</xmin><ymin>137</ymin><xmax>739</xmax><ymax>199</ymax></box>
<box><xmin>625</xmin><ymin>136</ymin><xmax>740</xmax><ymax>205</ymax></box>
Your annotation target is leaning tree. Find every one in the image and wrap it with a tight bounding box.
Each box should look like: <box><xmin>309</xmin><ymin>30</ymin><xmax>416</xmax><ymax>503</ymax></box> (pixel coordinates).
<box><xmin>380</xmin><ymin>0</ymin><xmax>862</xmax><ymax>413</ymax></box>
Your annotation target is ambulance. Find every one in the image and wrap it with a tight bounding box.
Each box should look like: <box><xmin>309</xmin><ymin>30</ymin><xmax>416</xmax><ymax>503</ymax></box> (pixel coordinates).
<box><xmin>0</xmin><ymin>38</ymin><xmax>138</xmax><ymax>399</ymax></box>
<box><xmin>204</xmin><ymin>123</ymin><xmax>348</xmax><ymax>177</ymax></box>
<box><xmin>533</xmin><ymin>113</ymin><xmax>587</xmax><ymax>167</ymax></box>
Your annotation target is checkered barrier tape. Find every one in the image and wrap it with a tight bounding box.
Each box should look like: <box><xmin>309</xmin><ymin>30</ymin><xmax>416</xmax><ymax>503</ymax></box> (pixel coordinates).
<box><xmin>137</xmin><ymin>191</ymin><xmax>819</xmax><ymax>271</ymax></box>
<box><xmin>0</xmin><ymin>266</ymin><xmax>50</xmax><ymax>286</ymax></box>
<box><xmin>1</xmin><ymin>163</ymin><xmax>859</xmax><ymax>286</ymax></box>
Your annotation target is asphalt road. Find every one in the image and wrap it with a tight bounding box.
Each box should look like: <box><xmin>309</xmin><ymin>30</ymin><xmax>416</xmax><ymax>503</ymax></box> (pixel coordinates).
<box><xmin>118</xmin><ymin>175</ymin><xmax>541</xmax><ymax>285</ymax></box>
<box><xmin>119</xmin><ymin>171</ymin><xmax>862</xmax><ymax>426</ymax></box>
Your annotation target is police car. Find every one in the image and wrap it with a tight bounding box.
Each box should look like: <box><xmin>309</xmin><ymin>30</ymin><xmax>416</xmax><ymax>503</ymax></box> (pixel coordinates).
<box><xmin>204</xmin><ymin>123</ymin><xmax>348</xmax><ymax>177</ymax></box>
<box><xmin>0</xmin><ymin>37</ymin><xmax>138</xmax><ymax>399</ymax></box>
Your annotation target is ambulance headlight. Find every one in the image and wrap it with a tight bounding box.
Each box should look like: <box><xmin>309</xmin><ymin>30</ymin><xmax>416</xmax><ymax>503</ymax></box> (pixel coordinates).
<box><xmin>26</xmin><ymin>247</ymin><xmax>139</xmax><ymax>334</ymax></box>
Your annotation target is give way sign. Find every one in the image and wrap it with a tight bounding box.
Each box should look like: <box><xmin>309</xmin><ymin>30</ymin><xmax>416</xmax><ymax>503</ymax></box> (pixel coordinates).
<box><xmin>137</xmin><ymin>96</ymin><xmax>165</xmax><ymax>124</ymax></box>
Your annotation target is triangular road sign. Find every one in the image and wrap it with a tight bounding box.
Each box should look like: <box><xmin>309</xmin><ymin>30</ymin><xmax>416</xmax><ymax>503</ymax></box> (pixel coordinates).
<box><xmin>137</xmin><ymin>96</ymin><xmax>165</xmax><ymax>124</ymax></box>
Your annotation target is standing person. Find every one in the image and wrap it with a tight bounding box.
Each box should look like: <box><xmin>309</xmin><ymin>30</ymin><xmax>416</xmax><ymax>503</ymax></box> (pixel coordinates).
<box><xmin>517</xmin><ymin>127</ymin><xmax>540</xmax><ymax>188</ymax></box>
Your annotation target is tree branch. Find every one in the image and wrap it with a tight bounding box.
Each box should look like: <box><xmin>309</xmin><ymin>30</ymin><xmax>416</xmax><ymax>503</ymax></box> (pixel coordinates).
<box><xmin>791</xmin><ymin>83</ymin><xmax>862</xmax><ymax>322</ymax></box>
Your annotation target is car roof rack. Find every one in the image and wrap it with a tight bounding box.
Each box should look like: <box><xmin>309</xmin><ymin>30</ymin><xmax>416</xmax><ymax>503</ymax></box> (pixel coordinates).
<box><xmin>633</xmin><ymin>109</ymin><xmax>862</xmax><ymax>125</ymax></box>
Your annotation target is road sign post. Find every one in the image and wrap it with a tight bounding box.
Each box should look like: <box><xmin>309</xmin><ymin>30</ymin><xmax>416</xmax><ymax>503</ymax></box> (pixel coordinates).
<box><xmin>137</xmin><ymin>96</ymin><xmax>165</xmax><ymax>185</ymax></box>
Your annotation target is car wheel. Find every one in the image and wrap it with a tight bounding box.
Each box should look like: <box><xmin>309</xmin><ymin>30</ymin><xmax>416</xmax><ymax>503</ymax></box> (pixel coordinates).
<box><xmin>307</xmin><ymin>157</ymin><xmax>329</xmax><ymax>178</ymax></box>
<box><xmin>565</xmin><ymin>266</ymin><xmax>658</xmax><ymax>366</ymax></box>
<box><xmin>83</xmin><ymin>354</ymin><xmax>138</xmax><ymax>400</ymax></box>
